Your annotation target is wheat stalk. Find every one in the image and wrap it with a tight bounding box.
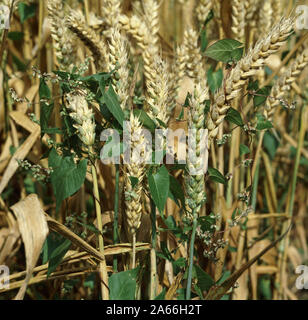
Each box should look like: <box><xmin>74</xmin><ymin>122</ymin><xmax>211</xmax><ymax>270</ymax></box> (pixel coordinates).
<box><xmin>207</xmin><ymin>17</ymin><xmax>294</xmax><ymax>140</ymax></box>
<box><xmin>264</xmin><ymin>48</ymin><xmax>308</xmax><ymax>121</ymax></box>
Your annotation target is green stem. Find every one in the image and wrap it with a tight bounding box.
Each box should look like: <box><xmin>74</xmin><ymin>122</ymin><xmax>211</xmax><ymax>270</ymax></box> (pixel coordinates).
<box><xmin>113</xmin><ymin>163</ymin><xmax>120</xmax><ymax>272</ymax></box>
<box><xmin>149</xmin><ymin>199</ymin><xmax>157</xmax><ymax>299</ymax></box>
<box><xmin>186</xmin><ymin>211</ymin><xmax>197</xmax><ymax>300</ymax></box>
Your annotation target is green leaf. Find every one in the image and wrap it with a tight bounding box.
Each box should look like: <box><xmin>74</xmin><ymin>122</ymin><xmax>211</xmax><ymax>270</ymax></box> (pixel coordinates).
<box><xmin>200</xmin><ymin>28</ymin><xmax>208</xmax><ymax>52</ymax></box>
<box><xmin>259</xmin><ymin>276</ymin><xmax>272</xmax><ymax>300</ymax></box>
<box><xmin>253</xmin><ymin>86</ymin><xmax>272</xmax><ymax>107</ymax></box>
<box><xmin>194</xmin><ymin>265</ymin><xmax>214</xmax><ymax>292</ymax></box>
<box><xmin>8</xmin><ymin>31</ymin><xmax>24</xmax><ymax>41</ymax></box>
<box><xmin>133</xmin><ymin>109</ymin><xmax>156</xmax><ymax>132</ymax></box>
<box><xmin>102</xmin><ymin>85</ymin><xmax>125</xmax><ymax>127</ymax></box>
<box><xmin>207</xmin><ymin>67</ymin><xmax>223</xmax><ymax>93</ymax></box>
<box><xmin>154</xmin><ymin>288</ymin><xmax>166</xmax><ymax>300</ymax></box>
<box><xmin>256</xmin><ymin>114</ymin><xmax>273</xmax><ymax>131</ymax></box>
<box><xmin>263</xmin><ymin>131</ymin><xmax>279</xmax><ymax>160</ymax></box>
<box><xmin>239</xmin><ymin>144</ymin><xmax>251</xmax><ymax>156</ymax></box>
<box><xmin>40</xmin><ymin>103</ymin><xmax>54</xmax><ymax>136</ymax></box>
<box><xmin>12</xmin><ymin>55</ymin><xmax>27</xmax><ymax>72</ymax></box>
<box><xmin>42</xmin><ymin>233</ymin><xmax>72</xmax><ymax>277</ymax></box>
<box><xmin>208</xmin><ymin>167</ymin><xmax>227</xmax><ymax>185</ymax></box>
<box><xmin>39</xmin><ymin>78</ymin><xmax>51</xmax><ymax>100</ymax></box>
<box><xmin>225</xmin><ymin>107</ymin><xmax>244</xmax><ymax>126</ymax></box>
<box><xmin>169</xmin><ymin>175</ymin><xmax>185</xmax><ymax>208</ymax></box>
<box><xmin>18</xmin><ymin>2</ymin><xmax>37</xmax><ymax>24</ymax></box>
<box><xmin>48</xmin><ymin>149</ymin><xmax>88</xmax><ymax>211</ymax></box>
<box><xmin>198</xmin><ymin>215</ymin><xmax>216</xmax><ymax>233</ymax></box>
<box><xmin>205</xmin><ymin>39</ymin><xmax>244</xmax><ymax>63</ymax></box>
<box><xmin>109</xmin><ymin>267</ymin><xmax>139</xmax><ymax>300</ymax></box>
<box><xmin>129</xmin><ymin>176</ymin><xmax>139</xmax><ymax>189</ymax></box>
<box><xmin>148</xmin><ymin>165</ymin><xmax>170</xmax><ymax>214</ymax></box>
<box><xmin>200</xmin><ymin>10</ymin><xmax>214</xmax><ymax>52</ymax></box>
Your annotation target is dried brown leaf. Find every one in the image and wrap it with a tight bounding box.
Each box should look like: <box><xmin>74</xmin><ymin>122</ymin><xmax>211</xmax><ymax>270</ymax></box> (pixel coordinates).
<box><xmin>10</xmin><ymin>194</ymin><xmax>49</xmax><ymax>300</ymax></box>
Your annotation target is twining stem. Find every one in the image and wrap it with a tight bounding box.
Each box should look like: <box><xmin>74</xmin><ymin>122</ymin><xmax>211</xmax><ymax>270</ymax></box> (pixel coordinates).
<box><xmin>90</xmin><ymin>152</ymin><xmax>109</xmax><ymax>300</ymax></box>
<box><xmin>186</xmin><ymin>210</ymin><xmax>197</xmax><ymax>300</ymax></box>
<box><xmin>149</xmin><ymin>199</ymin><xmax>157</xmax><ymax>299</ymax></box>
<box><xmin>113</xmin><ymin>163</ymin><xmax>120</xmax><ymax>272</ymax></box>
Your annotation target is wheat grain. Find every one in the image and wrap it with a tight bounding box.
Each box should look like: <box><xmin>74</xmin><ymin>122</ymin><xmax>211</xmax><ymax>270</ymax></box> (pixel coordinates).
<box><xmin>265</xmin><ymin>48</ymin><xmax>308</xmax><ymax>121</ymax></box>
<box><xmin>207</xmin><ymin>17</ymin><xmax>294</xmax><ymax>140</ymax></box>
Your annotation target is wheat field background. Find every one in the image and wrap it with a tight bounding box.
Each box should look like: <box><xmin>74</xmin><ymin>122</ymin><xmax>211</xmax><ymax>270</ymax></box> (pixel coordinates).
<box><xmin>0</xmin><ymin>0</ymin><xmax>308</xmax><ymax>300</ymax></box>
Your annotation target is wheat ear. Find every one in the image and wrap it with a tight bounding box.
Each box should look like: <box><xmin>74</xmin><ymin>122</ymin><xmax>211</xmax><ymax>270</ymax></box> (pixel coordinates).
<box><xmin>167</xmin><ymin>44</ymin><xmax>187</xmax><ymax>118</ymax></box>
<box><xmin>66</xmin><ymin>91</ymin><xmax>96</xmax><ymax>147</ymax></box>
<box><xmin>207</xmin><ymin>17</ymin><xmax>294</xmax><ymax>140</ymax></box>
<box><xmin>259</xmin><ymin>0</ymin><xmax>273</xmax><ymax>36</ymax></box>
<box><xmin>245</xmin><ymin>0</ymin><xmax>259</xmax><ymax>27</ymax></box>
<box><xmin>124</xmin><ymin>114</ymin><xmax>148</xmax><ymax>267</ymax></box>
<box><xmin>108</xmin><ymin>27</ymin><xmax>130</xmax><ymax>111</ymax></box>
<box><xmin>143</xmin><ymin>0</ymin><xmax>160</xmax><ymax>52</ymax></box>
<box><xmin>272</xmin><ymin>0</ymin><xmax>282</xmax><ymax>25</ymax></box>
<box><xmin>47</xmin><ymin>0</ymin><xmax>75</xmax><ymax>70</ymax></box>
<box><xmin>66</xmin><ymin>9</ymin><xmax>107</xmax><ymax>71</ymax></box>
<box><xmin>264</xmin><ymin>48</ymin><xmax>308</xmax><ymax>121</ymax></box>
<box><xmin>231</xmin><ymin>0</ymin><xmax>245</xmax><ymax>43</ymax></box>
<box><xmin>185</xmin><ymin>84</ymin><xmax>209</xmax><ymax>215</ymax></box>
<box><xmin>101</xmin><ymin>0</ymin><xmax>121</xmax><ymax>29</ymax></box>
<box><xmin>195</xmin><ymin>0</ymin><xmax>212</xmax><ymax>26</ymax></box>
<box><xmin>119</xmin><ymin>14</ymin><xmax>151</xmax><ymax>50</ymax></box>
